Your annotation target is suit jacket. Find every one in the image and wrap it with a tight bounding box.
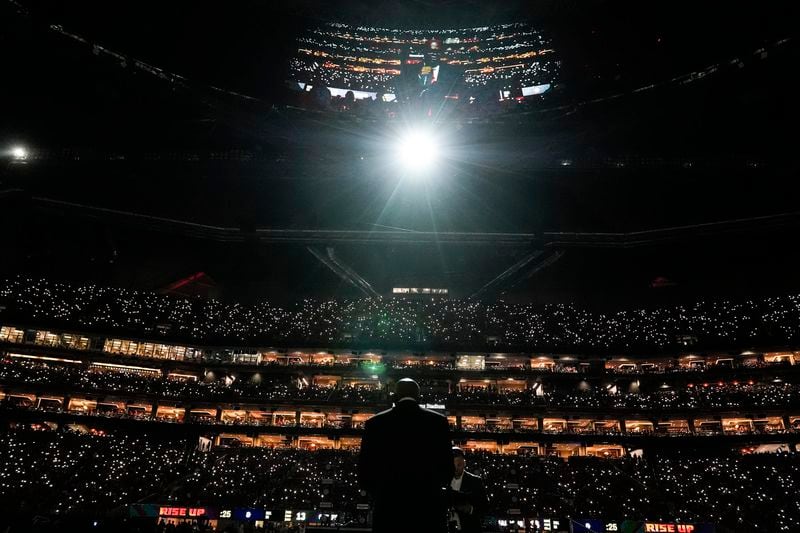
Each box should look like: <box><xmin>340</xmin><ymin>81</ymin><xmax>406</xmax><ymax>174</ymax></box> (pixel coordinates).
<box><xmin>358</xmin><ymin>399</ymin><xmax>454</xmax><ymax>533</ymax></box>
<box><xmin>450</xmin><ymin>470</ymin><xmax>488</xmax><ymax>533</ymax></box>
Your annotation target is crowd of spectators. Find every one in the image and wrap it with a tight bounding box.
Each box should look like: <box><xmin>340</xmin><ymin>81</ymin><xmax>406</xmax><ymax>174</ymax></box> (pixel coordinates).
<box><xmin>3</xmin><ymin>277</ymin><xmax>800</xmax><ymax>351</ymax></box>
<box><xmin>289</xmin><ymin>22</ymin><xmax>558</xmax><ymax>95</ymax></box>
<box><xmin>4</xmin><ymin>358</ymin><xmax>800</xmax><ymax>418</ymax></box>
<box><xmin>288</xmin><ymin>83</ymin><xmax>553</xmax><ymax>123</ymax></box>
<box><xmin>1</xmin><ymin>429</ymin><xmax>799</xmax><ymax>532</ymax></box>
<box><xmin>467</xmin><ymin>450</ymin><xmax>800</xmax><ymax>532</ymax></box>
<box><xmin>544</xmin><ymin>382</ymin><xmax>800</xmax><ymax>411</ymax></box>
<box><xmin>0</xmin><ymin>429</ymin><xmax>192</xmax><ymax>517</ymax></box>
<box><xmin>0</xmin><ymin>359</ymin><xmax>383</xmax><ymax>404</ymax></box>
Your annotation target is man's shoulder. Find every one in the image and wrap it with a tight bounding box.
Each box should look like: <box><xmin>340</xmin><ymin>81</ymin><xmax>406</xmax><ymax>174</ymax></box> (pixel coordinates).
<box><xmin>364</xmin><ymin>407</ymin><xmax>394</xmax><ymax>427</ymax></box>
<box><xmin>418</xmin><ymin>405</ymin><xmax>448</xmax><ymax>421</ymax></box>
<box><xmin>374</xmin><ymin>406</ymin><xmax>394</xmax><ymax>417</ymax></box>
<box><xmin>366</xmin><ymin>403</ymin><xmax>446</xmax><ymax>427</ymax></box>
<box><xmin>464</xmin><ymin>470</ymin><xmax>484</xmax><ymax>482</ymax></box>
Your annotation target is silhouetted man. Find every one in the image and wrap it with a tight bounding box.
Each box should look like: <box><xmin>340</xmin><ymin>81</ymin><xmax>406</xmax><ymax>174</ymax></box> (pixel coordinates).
<box><xmin>447</xmin><ymin>447</ymin><xmax>488</xmax><ymax>533</ymax></box>
<box><xmin>358</xmin><ymin>378</ymin><xmax>454</xmax><ymax>533</ymax></box>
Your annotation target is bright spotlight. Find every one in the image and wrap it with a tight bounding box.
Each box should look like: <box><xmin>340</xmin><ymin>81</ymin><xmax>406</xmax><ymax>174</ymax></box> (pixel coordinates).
<box><xmin>395</xmin><ymin>130</ymin><xmax>439</xmax><ymax>174</ymax></box>
<box><xmin>10</xmin><ymin>146</ymin><xmax>28</xmax><ymax>160</ymax></box>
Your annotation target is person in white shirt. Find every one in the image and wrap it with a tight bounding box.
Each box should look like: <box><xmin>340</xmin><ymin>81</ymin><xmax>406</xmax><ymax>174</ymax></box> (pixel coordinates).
<box><xmin>448</xmin><ymin>447</ymin><xmax>488</xmax><ymax>533</ymax></box>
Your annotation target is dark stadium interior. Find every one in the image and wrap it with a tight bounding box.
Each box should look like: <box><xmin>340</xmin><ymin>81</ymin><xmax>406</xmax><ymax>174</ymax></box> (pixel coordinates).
<box><xmin>2</xmin><ymin>1</ymin><xmax>799</xmax><ymax>304</ymax></box>
<box><xmin>1</xmin><ymin>1</ymin><xmax>800</xmax><ymax>532</ymax></box>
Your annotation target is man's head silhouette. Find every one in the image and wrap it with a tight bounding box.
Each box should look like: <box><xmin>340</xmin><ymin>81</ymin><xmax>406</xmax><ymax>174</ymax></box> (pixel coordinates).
<box><xmin>394</xmin><ymin>378</ymin><xmax>420</xmax><ymax>402</ymax></box>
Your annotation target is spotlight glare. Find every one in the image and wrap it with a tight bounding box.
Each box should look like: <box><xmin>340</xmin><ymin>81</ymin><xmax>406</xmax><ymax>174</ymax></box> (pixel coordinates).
<box><xmin>10</xmin><ymin>146</ymin><xmax>28</xmax><ymax>160</ymax></box>
<box><xmin>395</xmin><ymin>130</ymin><xmax>439</xmax><ymax>174</ymax></box>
